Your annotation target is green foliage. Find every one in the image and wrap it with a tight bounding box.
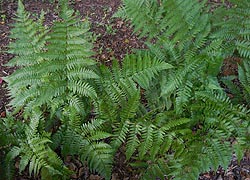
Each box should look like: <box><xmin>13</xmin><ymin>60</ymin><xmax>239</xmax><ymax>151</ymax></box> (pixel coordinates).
<box><xmin>53</xmin><ymin>118</ymin><xmax>113</xmax><ymax>179</ymax></box>
<box><xmin>2</xmin><ymin>0</ymin><xmax>101</xmax><ymax>179</ymax></box>
<box><xmin>6</xmin><ymin>110</ymin><xmax>71</xmax><ymax>179</ymax></box>
<box><xmin>222</xmin><ymin>61</ymin><xmax>250</xmax><ymax>106</ymax></box>
<box><xmin>2</xmin><ymin>0</ymin><xmax>250</xmax><ymax>179</ymax></box>
<box><xmin>238</xmin><ymin>61</ymin><xmax>250</xmax><ymax>105</ymax></box>
<box><xmin>0</xmin><ymin>115</ymin><xmax>25</xmax><ymax>180</ymax></box>
<box><xmin>213</xmin><ymin>0</ymin><xmax>250</xmax><ymax>58</ymax></box>
<box><xmin>214</xmin><ymin>0</ymin><xmax>250</xmax><ymax>106</ymax></box>
<box><xmin>4</xmin><ymin>0</ymin><xmax>97</xmax><ymax>114</ymax></box>
<box><xmin>114</xmin><ymin>0</ymin><xmax>250</xmax><ymax>179</ymax></box>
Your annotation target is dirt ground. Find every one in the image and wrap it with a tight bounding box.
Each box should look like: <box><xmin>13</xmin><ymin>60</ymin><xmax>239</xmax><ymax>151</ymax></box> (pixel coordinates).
<box><xmin>0</xmin><ymin>0</ymin><xmax>249</xmax><ymax>180</ymax></box>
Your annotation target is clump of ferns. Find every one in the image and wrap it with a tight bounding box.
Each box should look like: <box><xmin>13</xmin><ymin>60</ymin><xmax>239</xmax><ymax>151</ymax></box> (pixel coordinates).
<box><xmin>3</xmin><ymin>0</ymin><xmax>101</xmax><ymax>179</ymax></box>
<box><xmin>3</xmin><ymin>0</ymin><xmax>250</xmax><ymax>179</ymax></box>
<box><xmin>113</xmin><ymin>0</ymin><xmax>250</xmax><ymax>179</ymax></box>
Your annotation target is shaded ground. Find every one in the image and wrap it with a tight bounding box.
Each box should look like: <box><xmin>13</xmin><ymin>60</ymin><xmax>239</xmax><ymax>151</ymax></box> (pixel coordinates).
<box><xmin>0</xmin><ymin>0</ymin><xmax>249</xmax><ymax>180</ymax></box>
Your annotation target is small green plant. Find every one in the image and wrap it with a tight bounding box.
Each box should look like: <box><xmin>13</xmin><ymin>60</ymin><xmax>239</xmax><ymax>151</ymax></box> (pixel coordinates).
<box><xmin>105</xmin><ymin>24</ymin><xmax>117</xmax><ymax>35</ymax></box>
<box><xmin>0</xmin><ymin>14</ymin><xmax>6</xmax><ymax>22</ymax></box>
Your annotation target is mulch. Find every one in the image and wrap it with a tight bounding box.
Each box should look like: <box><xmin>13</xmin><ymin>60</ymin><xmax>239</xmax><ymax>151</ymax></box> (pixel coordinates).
<box><xmin>0</xmin><ymin>0</ymin><xmax>249</xmax><ymax>179</ymax></box>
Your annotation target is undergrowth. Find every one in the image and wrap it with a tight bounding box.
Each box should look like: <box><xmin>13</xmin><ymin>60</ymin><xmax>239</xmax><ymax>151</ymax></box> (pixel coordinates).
<box><xmin>0</xmin><ymin>0</ymin><xmax>249</xmax><ymax>179</ymax></box>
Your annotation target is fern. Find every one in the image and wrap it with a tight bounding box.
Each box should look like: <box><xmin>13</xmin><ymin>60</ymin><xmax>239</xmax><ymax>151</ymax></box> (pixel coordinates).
<box><xmin>3</xmin><ymin>0</ymin><xmax>250</xmax><ymax>179</ymax></box>
<box><xmin>81</xmin><ymin>142</ymin><xmax>113</xmax><ymax>179</ymax></box>
<box><xmin>93</xmin><ymin>47</ymin><xmax>192</xmax><ymax>177</ymax></box>
<box><xmin>138</xmin><ymin>124</ymin><xmax>154</xmax><ymax>160</ymax></box>
<box><xmin>213</xmin><ymin>0</ymin><xmax>250</xmax><ymax>58</ymax></box>
<box><xmin>116</xmin><ymin>0</ymin><xmax>250</xmax><ymax>179</ymax></box>
<box><xmin>3</xmin><ymin>1</ymin><xmax>102</xmax><ymax>179</ymax></box>
<box><xmin>0</xmin><ymin>115</ymin><xmax>25</xmax><ymax>180</ymax></box>
<box><xmin>118</xmin><ymin>0</ymin><xmax>210</xmax><ymax>53</ymax></box>
<box><xmin>140</xmin><ymin>158</ymin><xmax>169</xmax><ymax>180</ymax></box>
<box><xmin>94</xmin><ymin>51</ymin><xmax>172</xmax><ymax>125</ymax></box>
<box><xmin>238</xmin><ymin>60</ymin><xmax>250</xmax><ymax>106</ymax></box>
<box><xmin>4</xmin><ymin>0</ymin><xmax>98</xmax><ymax>115</ymax></box>
<box><xmin>119</xmin><ymin>0</ymin><xmax>225</xmax><ymax>113</ymax></box>
<box><xmin>54</xmin><ymin>118</ymin><xmax>113</xmax><ymax>179</ymax></box>
<box><xmin>5</xmin><ymin>111</ymin><xmax>71</xmax><ymax>179</ymax></box>
<box><xmin>123</xmin><ymin>52</ymin><xmax>173</xmax><ymax>89</ymax></box>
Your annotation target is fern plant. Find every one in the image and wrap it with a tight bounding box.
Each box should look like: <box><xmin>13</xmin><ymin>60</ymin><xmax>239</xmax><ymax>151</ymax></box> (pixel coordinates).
<box><xmin>212</xmin><ymin>0</ymin><xmax>250</xmax><ymax>58</ymax></box>
<box><xmin>94</xmin><ymin>50</ymin><xmax>249</xmax><ymax>179</ymax></box>
<box><xmin>5</xmin><ymin>0</ymin><xmax>98</xmax><ymax>116</ymax></box>
<box><xmin>0</xmin><ymin>114</ymin><xmax>25</xmax><ymax>180</ymax></box>
<box><xmin>5</xmin><ymin>110</ymin><xmax>71</xmax><ymax>180</ymax></box>
<box><xmin>213</xmin><ymin>0</ymin><xmax>250</xmax><ymax>106</ymax></box>
<box><xmin>221</xmin><ymin>60</ymin><xmax>250</xmax><ymax>106</ymax></box>
<box><xmin>238</xmin><ymin>61</ymin><xmax>250</xmax><ymax>106</ymax></box>
<box><xmin>3</xmin><ymin>0</ymin><xmax>104</xmax><ymax>179</ymax></box>
<box><xmin>3</xmin><ymin>0</ymin><xmax>250</xmax><ymax>179</ymax></box>
<box><xmin>48</xmin><ymin>103</ymin><xmax>114</xmax><ymax>179</ymax></box>
<box><xmin>113</xmin><ymin>0</ymin><xmax>250</xmax><ymax>179</ymax></box>
<box><xmin>94</xmin><ymin>52</ymin><xmax>192</xmax><ymax>178</ymax></box>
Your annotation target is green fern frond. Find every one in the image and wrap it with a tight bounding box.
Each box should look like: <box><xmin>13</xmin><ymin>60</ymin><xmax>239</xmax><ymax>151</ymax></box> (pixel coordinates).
<box><xmin>125</xmin><ymin>123</ymin><xmax>142</xmax><ymax>160</ymax></box>
<box><xmin>160</xmin><ymin>59</ymin><xmax>200</xmax><ymax>97</ymax></box>
<box><xmin>142</xmin><ymin>159</ymin><xmax>169</xmax><ymax>180</ymax></box>
<box><xmin>95</xmin><ymin>52</ymin><xmax>172</xmax><ymax>125</ymax></box>
<box><xmin>160</xmin><ymin>118</ymin><xmax>190</xmax><ymax>132</ymax></box>
<box><xmin>238</xmin><ymin>61</ymin><xmax>250</xmax><ymax>105</ymax></box>
<box><xmin>6</xmin><ymin>117</ymin><xmax>71</xmax><ymax>178</ymax></box>
<box><xmin>213</xmin><ymin>0</ymin><xmax>250</xmax><ymax>58</ymax></box>
<box><xmin>149</xmin><ymin>130</ymin><xmax>165</xmax><ymax>160</ymax></box>
<box><xmin>98</xmin><ymin>52</ymin><xmax>173</xmax><ymax>91</ymax></box>
<box><xmin>138</xmin><ymin>124</ymin><xmax>154</xmax><ymax>160</ymax></box>
<box><xmin>81</xmin><ymin>142</ymin><xmax>113</xmax><ymax>179</ymax></box>
<box><xmin>121</xmin><ymin>0</ymin><xmax>209</xmax><ymax>48</ymax></box>
<box><xmin>68</xmin><ymin>80</ymin><xmax>97</xmax><ymax>98</ymax></box>
<box><xmin>61</xmin><ymin>128</ymin><xmax>86</xmax><ymax>156</ymax></box>
<box><xmin>5</xmin><ymin>146</ymin><xmax>21</xmax><ymax>164</ymax></box>
<box><xmin>5</xmin><ymin>0</ymin><xmax>97</xmax><ymax>114</ymax></box>
<box><xmin>111</xmin><ymin>120</ymin><xmax>130</xmax><ymax>150</ymax></box>
<box><xmin>123</xmin><ymin>52</ymin><xmax>173</xmax><ymax>89</ymax></box>
<box><xmin>80</xmin><ymin>119</ymin><xmax>105</xmax><ymax>136</ymax></box>
<box><xmin>120</xmin><ymin>89</ymin><xmax>140</xmax><ymax>122</ymax></box>
<box><xmin>58</xmin><ymin>118</ymin><xmax>113</xmax><ymax>179</ymax></box>
<box><xmin>175</xmin><ymin>81</ymin><xmax>193</xmax><ymax>114</ymax></box>
<box><xmin>236</xmin><ymin>41</ymin><xmax>250</xmax><ymax>58</ymax></box>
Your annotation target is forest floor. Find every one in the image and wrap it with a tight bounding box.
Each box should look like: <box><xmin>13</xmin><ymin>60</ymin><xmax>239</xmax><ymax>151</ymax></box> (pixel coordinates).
<box><xmin>0</xmin><ymin>0</ymin><xmax>249</xmax><ymax>180</ymax></box>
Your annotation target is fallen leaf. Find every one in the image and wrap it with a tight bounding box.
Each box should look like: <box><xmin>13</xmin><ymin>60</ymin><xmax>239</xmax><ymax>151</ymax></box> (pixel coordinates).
<box><xmin>203</xmin><ymin>173</ymin><xmax>211</xmax><ymax>178</ymax></box>
<box><xmin>89</xmin><ymin>174</ymin><xmax>102</xmax><ymax>180</ymax></box>
<box><xmin>124</xmin><ymin>39</ymin><xmax>129</xmax><ymax>43</ymax></box>
<box><xmin>78</xmin><ymin>167</ymin><xmax>85</xmax><ymax>177</ymax></box>
<box><xmin>68</xmin><ymin>163</ymin><xmax>77</xmax><ymax>171</ymax></box>
<box><xmin>1</xmin><ymin>111</ymin><xmax>6</xmax><ymax>118</ymax></box>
